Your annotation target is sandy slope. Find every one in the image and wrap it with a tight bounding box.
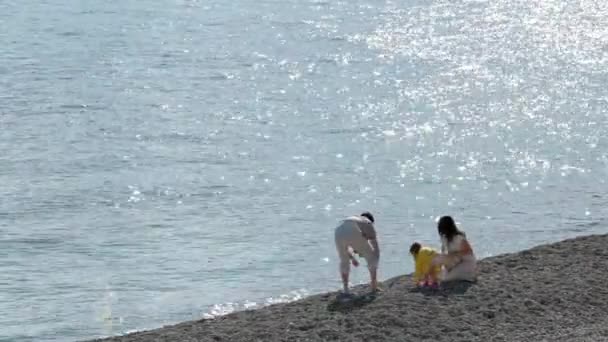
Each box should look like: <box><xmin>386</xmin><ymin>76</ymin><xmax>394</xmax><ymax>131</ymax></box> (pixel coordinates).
<box><xmin>89</xmin><ymin>233</ymin><xmax>608</xmax><ymax>342</ymax></box>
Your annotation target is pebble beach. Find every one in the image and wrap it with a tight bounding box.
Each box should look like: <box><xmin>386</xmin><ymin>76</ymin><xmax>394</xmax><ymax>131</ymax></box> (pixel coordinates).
<box><xmin>89</xmin><ymin>233</ymin><xmax>608</xmax><ymax>342</ymax></box>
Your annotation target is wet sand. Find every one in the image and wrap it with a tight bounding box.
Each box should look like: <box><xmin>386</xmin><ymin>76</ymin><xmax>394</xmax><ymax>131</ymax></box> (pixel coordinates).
<box><xmin>89</xmin><ymin>233</ymin><xmax>608</xmax><ymax>342</ymax></box>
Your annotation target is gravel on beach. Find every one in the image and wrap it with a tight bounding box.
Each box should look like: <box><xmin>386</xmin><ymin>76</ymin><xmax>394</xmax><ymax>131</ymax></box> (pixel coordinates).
<box><xmin>89</xmin><ymin>233</ymin><xmax>608</xmax><ymax>342</ymax></box>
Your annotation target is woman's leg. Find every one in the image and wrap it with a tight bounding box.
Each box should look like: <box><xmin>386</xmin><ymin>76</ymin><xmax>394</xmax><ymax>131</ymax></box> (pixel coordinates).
<box><xmin>442</xmin><ymin>259</ymin><xmax>477</xmax><ymax>282</ymax></box>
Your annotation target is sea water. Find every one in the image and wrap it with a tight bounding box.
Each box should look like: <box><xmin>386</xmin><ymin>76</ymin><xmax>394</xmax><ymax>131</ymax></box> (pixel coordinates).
<box><xmin>2</xmin><ymin>0</ymin><xmax>608</xmax><ymax>340</ymax></box>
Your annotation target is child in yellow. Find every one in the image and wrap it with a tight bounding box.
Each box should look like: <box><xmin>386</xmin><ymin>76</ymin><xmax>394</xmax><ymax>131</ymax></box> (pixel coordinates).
<box><xmin>409</xmin><ymin>242</ymin><xmax>441</xmax><ymax>286</ymax></box>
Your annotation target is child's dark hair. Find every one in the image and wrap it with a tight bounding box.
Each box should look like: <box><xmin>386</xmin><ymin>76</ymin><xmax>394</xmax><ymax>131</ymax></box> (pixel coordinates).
<box><xmin>360</xmin><ymin>211</ymin><xmax>374</xmax><ymax>223</ymax></box>
<box><xmin>409</xmin><ymin>242</ymin><xmax>421</xmax><ymax>255</ymax></box>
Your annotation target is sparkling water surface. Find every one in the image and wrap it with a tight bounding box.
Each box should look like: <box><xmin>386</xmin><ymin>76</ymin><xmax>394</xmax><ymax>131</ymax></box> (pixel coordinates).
<box><xmin>2</xmin><ymin>0</ymin><xmax>608</xmax><ymax>341</ymax></box>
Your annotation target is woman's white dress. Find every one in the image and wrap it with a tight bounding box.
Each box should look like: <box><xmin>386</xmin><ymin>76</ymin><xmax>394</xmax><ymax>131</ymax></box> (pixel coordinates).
<box><xmin>440</xmin><ymin>234</ymin><xmax>477</xmax><ymax>282</ymax></box>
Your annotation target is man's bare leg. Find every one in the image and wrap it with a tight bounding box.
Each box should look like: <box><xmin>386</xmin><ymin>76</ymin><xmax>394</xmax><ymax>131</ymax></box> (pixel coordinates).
<box><xmin>341</xmin><ymin>271</ymin><xmax>349</xmax><ymax>293</ymax></box>
<box><xmin>369</xmin><ymin>267</ymin><xmax>378</xmax><ymax>291</ymax></box>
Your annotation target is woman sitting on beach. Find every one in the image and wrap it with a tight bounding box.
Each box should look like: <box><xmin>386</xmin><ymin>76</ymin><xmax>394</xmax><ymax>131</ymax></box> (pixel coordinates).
<box><xmin>432</xmin><ymin>216</ymin><xmax>477</xmax><ymax>282</ymax></box>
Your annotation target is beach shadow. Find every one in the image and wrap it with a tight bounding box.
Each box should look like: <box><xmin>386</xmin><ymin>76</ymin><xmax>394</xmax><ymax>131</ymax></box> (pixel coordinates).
<box><xmin>327</xmin><ymin>291</ymin><xmax>378</xmax><ymax>313</ymax></box>
<box><xmin>409</xmin><ymin>280</ymin><xmax>475</xmax><ymax>297</ymax></box>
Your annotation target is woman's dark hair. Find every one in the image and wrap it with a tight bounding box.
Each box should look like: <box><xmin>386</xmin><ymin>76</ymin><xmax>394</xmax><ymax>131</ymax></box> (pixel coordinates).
<box><xmin>360</xmin><ymin>211</ymin><xmax>374</xmax><ymax>223</ymax></box>
<box><xmin>437</xmin><ymin>215</ymin><xmax>464</xmax><ymax>242</ymax></box>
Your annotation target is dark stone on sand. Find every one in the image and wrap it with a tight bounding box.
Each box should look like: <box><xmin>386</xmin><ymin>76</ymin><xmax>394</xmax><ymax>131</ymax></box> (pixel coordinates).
<box><xmin>88</xmin><ymin>234</ymin><xmax>608</xmax><ymax>342</ymax></box>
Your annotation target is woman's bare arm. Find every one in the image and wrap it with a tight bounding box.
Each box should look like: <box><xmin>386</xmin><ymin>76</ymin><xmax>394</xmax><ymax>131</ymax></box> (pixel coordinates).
<box><xmin>451</xmin><ymin>237</ymin><xmax>473</xmax><ymax>257</ymax></box>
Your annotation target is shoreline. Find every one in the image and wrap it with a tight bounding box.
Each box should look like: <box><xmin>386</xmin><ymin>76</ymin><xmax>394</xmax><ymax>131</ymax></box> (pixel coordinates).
<box><xmin>89</xmin><ymin>233</ymin><xmax>608</xmax><ymax>342</ymax></box>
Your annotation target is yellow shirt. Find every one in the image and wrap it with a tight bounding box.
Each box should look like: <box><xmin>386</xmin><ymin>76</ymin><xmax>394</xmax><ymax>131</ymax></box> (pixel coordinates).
<box><xmin>413</xmin><ymin>247</ymin><xmax>440</xmax><ymax>282</ymax></box>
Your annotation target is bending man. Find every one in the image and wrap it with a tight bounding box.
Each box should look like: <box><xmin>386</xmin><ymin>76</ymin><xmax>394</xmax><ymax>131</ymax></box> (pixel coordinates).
<box><xmin>334</xmin><ymin>212</ymin><xmax>380</xmax><ymax>293</ymax></box>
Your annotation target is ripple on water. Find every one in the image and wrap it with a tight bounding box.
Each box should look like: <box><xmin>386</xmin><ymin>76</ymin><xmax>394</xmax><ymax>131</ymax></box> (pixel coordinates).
<box><xmin>3</xmin><ymin>0</ymin><xmax>608</xmax><ymax>341</ymax></box>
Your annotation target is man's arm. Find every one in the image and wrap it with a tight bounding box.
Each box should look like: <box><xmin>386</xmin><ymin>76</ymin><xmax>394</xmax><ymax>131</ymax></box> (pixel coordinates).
<box><xmin>347</xmin><ymin>249</ymin><xmax>359</xmax><ymax>267</ymax></box>
<box><xmin>359</xmin><ymin>220</ymin><xmax>379</xmax><ymax>259</ymax></box>
<box><xmin>369</xmin><ymin>238</ymin><xmax>380</xmax><ymax>260</ymax></box>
